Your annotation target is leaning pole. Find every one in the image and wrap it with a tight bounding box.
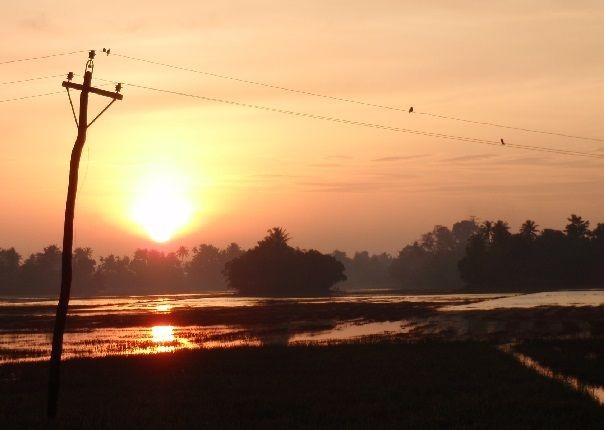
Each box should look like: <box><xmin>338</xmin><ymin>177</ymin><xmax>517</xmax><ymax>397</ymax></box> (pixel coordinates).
<box><xmin>47</xmin><ymin>50</ymin><xmax>123</xmax><ymax>418</ymax></box>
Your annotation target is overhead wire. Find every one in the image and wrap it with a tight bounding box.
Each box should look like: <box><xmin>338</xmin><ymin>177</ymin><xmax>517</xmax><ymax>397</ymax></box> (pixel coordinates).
<box><xmin>0</xmin><ymin>91</ymin><xmax>63</xmax><ymax>103</ymax></box>
<box><xmin>1</xmin><ymin>74</ymin><xmax>66</xmax><ymax>85</ymax></box>
<box><xmin>413</xmin><ymin>111</ymin><xmax>604</xmax><ymax>143</ymax></box>
<box><xmin>0</xmin><ymin>45</ymin><xmax>601</xmax><ymax>160</ymax></box>
<box><xmin>0</xmin><ymin>82</ymin><xmax>114</xmax><ymax>104</ymax></box>
<box><xmin>90</xmin><ymin>76</ymin><xmax>604</xmax><ymax>160</ymax></box>
<box><xmin>2</xmin><ymin>50</ymin><xmax>602</xmax><ymax>144</ymax></box>
<box><xmin>0</xmin><ymin>50</ymin><xmax>88</xmax><ymax>66</ymax></box>
<box><xmin>112</xmin><ymin>52</ymin><xmax>604</xmax><ymax>144</ymax></box>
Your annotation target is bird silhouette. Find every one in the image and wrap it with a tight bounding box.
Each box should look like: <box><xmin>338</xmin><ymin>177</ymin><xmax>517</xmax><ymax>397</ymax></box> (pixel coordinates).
<box><xmin>501</xmin><ymin>138</ymin><xmax>506</xmax><ymax>145</ymax></box>
<box><xmin>408</xmin><ymin>106</ymin><xmax>413</xmax><ymax>113</ymax></box>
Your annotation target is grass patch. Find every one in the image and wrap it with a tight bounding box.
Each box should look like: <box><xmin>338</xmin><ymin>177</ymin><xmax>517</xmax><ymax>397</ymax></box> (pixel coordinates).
<box><xmin>1</xmin><ymin>342</ymin><xmax>603</xmax><ymax>429</ymax></box>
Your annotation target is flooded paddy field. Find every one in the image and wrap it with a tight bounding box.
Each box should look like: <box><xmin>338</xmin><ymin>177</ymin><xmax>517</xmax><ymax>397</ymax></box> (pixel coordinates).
<box><xmin>2</xmin><ymin>290</ymin><xmax>604</xmax><ymax>428</ymax></box>
<box><xmin>1</xmin><ymin>290</ymin><xmax>603</xmax><ymax>364</ymax></box>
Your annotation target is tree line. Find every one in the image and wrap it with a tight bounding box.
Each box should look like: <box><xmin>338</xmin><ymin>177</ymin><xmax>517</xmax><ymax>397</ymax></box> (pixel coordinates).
<box><xmin>459</xmin><ymin>215</ymin><xmax>604</xmax><ymax>290</ymax></box>
<box><xmin>1</xmin><ymin>215</ymin><xmax>602</xmax><ymax>296</ymax></box>
<box><xmin>0</xmin><ymin>228</ymin><xmax>346</xmax><ymax>297</ymax></box>
<box><xmin>384</xmin><ymin>214</ymin><xmax>604</xmax><ymax>291</ymax></box>
<box><xmin>0</xmin><ymin>243</ymin><xmax>243</xmax><ymax>296</ymax></box>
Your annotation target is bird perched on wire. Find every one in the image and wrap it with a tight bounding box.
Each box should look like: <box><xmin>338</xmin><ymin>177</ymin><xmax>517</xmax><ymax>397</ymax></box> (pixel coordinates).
<box><xmin>408</xmin><ymin>106</ymin><xmax>414</xmax><ymax>113</ymax></box>
<box><xmin>501</xmin><ymin>138</ymin><xmax>506</xmax><ymax>145</ymax></box>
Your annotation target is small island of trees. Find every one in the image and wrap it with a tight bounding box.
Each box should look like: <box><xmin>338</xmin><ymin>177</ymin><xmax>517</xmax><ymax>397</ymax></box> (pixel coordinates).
<box><xmin>224</xmin><ymin>227</ymin><xmax>346</xmax><ymax>296</ymax></box>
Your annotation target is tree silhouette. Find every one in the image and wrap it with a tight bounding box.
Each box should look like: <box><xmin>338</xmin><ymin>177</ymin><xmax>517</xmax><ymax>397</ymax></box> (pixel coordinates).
<box><xmin>3</xmin><ymin>214</ymin><xmax>604</xmax><ymax>296</ymax></box>
<box><xmin>20</xmin><ymin>245</ymin><xmax>62</xmax><ymax>296</ymax></box>
<box><xmin>0</xmin><ymin>247</ymin><xmax>21</xmax><ymax>295</ymax></box>
<box><xmin>519</xmin><ymin>220</ymin><xmax>539</xmax><ymax>241</ymax></box>
<box><xmin>332</xmin><ymin>250</ymin><xmax>395</xmax><ymax>289</ymax></box>
<box><xmin>452</xmin><ymin>219</ymin><xmax>480</xmax><ymax>246</ymax></box>
<box><xmin>459</xmin><ymin>214</ymin><xmax>604</xmax><ymax>290</ymax></box>
<box><xmin>176</xmin><ymin>246</ymin><xmax>189</xmax><ymax>262</ymax></box>
<box><xmin>185</xmin><ymin>243</ymin><xmax>242</xmax><ymax>291</ymax></box>
<box><xmin>565</xmin><ymin>214</ymin><xmax>590</xmax><ymax>240</ymax></box>
<box><xmin>129</xmin><ymin>249</ymin><xmax>185</xmax><ymax>294</ymax></box>
<box><xmin>491</xmin><ymin>221</ymin><xmax>511</xmax><ymax>247</ymax></box>
<box><xmin>72</xmin><ymin>248</ymin><xmax>97</xmax><ymax>296</ymax></box>
<box><xmin>258</xmin><ymin>227</ymin><xmax>290</xmax><ymax>248</ymax></box>
<box><xmin>481</xmin><ymin>221</ymin><xmax>494</xmax><ymax>243</ymax></box>
<box><xmin>95</xmin><ymin>254</ymin><xmax>134</xmax><ymax>295</ymax></box>
<box><xmin>391</xmin><ymin>219</ymin><xmax>478</xmax><ymax>290</ymax></box>
<box><xmin>223</xmin><ymin>243</ymin><xmax>243</xmax><ymax>261</ymax></box>
<box><xmin>224</xmin><ymin>228</ymin><xmax>346</xmax><ymax>296</ymax></box>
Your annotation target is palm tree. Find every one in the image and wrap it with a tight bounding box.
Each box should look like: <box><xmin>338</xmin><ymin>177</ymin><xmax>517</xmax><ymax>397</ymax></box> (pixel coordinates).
<box><xmin>258</xmin><ymin>227</ymin><xmax>291</xmax><ymax>247</ymax></box>
<box><xmin>565</xmin><ymin>214</ymin><xmax>590</xmax><ymax>240</ymax></box>
<box><xmin>519</xmin><ymin>220</ymin><xmax>539</xmax><ymax>241</ymax></box>
<box><xmin>481</xmin><ymin>221</ymin><xmax>494</xmax><ymax>243</ymax></box>
<box><xmin>492</xmin><ymin>220</ymin><xmax>511</xmax><ymax>246</ymax></box>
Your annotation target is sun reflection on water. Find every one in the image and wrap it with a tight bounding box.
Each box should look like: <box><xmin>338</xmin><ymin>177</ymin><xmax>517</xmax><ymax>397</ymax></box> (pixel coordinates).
<box><xmin>155</xmin><ymin>303</ymin><xmax>172</xmax><ymax>313</ymax></box>
<box><xmin>151</xmin><ymin>325</ymin><xmax>175</xmax><ymax>343</ymax></box>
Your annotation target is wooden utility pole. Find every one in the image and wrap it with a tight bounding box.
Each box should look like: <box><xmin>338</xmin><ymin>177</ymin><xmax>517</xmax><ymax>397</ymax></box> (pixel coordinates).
<box><xmin>47</xmin><ymin>49</ymin><xmax>123</xmax><ymax>419</ymax></box>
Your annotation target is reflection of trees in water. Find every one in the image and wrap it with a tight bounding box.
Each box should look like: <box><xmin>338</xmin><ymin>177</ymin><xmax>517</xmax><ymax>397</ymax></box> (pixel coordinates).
<box><xmin>255</xmin><ymin>329</ymin><xmax>291</xmax><ymax>346</ymax></box>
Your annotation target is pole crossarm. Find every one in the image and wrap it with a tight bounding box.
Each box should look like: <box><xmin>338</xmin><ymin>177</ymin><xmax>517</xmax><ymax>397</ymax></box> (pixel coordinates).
<box><xmin>61</xmin><ymin>81</ymin><xmax>123</xmax><ymax>100</ymax></box>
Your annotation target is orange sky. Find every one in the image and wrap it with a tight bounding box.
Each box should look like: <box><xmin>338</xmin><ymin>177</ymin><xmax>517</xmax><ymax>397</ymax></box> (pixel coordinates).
<box><xmin>1</xmin><ymin>1</ymin><xmax>604</xmax><ymax>257</ymax></box>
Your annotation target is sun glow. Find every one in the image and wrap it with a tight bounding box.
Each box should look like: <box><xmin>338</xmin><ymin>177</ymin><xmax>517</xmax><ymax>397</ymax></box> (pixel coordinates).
<box><xmin>130</xmin><ymin>172</ymin><xmax>194</xmax><ymax>242</ymax></box>
<box><xmin>151</xmin><ymin>325</ymin><xmax>175</xmax><ymax>343</ymax></box>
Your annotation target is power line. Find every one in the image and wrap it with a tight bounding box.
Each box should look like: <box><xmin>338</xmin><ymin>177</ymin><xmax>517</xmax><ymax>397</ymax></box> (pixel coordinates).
<box><xmin>0</xmin><ymin>91</ymin><xmax>63</xmax><ymax>103</ymax></box>
<box><xmin>2</xmin><ymin>67</ymin><xmax>600</xmax><ymax>159</ymax></box>
<box><xmin>113</xmin><ymin>52</ymin><xmax>604</xmax><ymax>144</ymax></box>
<box><xmin>413</xmin><ymin>111</ymin><xmax>604</xmax><ymax>143</ymax></box>
<box><xmin>0</xmin><ymin>83</ymin><xmax>114</xmax><ymax>104</ymax></box>
<box><xmin>92</xmin><ymin>77</ymin><xmax>604</xmax><ymax>160</ymax></box>
<box><xmin>1</xmin><ymin>74</ymin><xmax>66</xmax><ymax>85</ymax></box>
<box><xmin>0</xmin><ymin>50</ymin><xmax>88</xmax><ymax>66</ymax></box>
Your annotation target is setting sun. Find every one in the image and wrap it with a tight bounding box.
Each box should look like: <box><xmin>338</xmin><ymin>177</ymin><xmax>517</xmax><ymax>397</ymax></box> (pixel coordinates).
<box><xmin>130</xmin><ymin>173</ymin><xmax>194</xmax><ymax>242</ymax></box>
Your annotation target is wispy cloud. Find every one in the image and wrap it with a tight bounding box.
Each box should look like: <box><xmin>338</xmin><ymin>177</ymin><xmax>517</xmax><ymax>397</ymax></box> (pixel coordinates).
<box><xmin>422</xmin><ymin>178</ymin><xmax>604</xmax><ymax>195</ymax></box>
<box><xmin>296</xmin><ymin>176</ymin><xmax>420</xmax><ymax>193</ymax></box>
<box><xmin>442</xmin><ymin>153</ymin><xmax>498</xmax><ymax>163</ymax></box>
<box><xmin>297</xmin><ymin>180</ymin><xmax>389</xmax><ymax>193</ymax></box>
<box><xmin>307</xmin><ymin>163</ymin><xmax>342</xmax><ymax>168</ymax></box>
<box><xmin>246</xmin><ymin>173</ymin><xmax>307</xmax><ymax>180</ymax></box>
<box><xmin>372</xmin><ymin>154</ymin><xmax>429</xmax><ymax>162</ymax></box>
<box><xmin>20</xmin><ymin>13</ymin><xmax>52</xmax><ymax>32</ymax></box>
<box><xmin>325</xmin><ymin>155</ymin><xmax>353</xmax><ymax>160</ymax></box>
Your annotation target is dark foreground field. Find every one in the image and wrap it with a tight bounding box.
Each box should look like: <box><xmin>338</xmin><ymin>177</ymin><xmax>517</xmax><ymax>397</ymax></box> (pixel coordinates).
<box><xmin>1</xmin><ymin>342</ymin><xmax>603</xmax><ymax>429</ymax></box>
<box><xmin>517</xmin><ymin>338</ymin><xmax>604</xmax><ymax>387</ymax></box>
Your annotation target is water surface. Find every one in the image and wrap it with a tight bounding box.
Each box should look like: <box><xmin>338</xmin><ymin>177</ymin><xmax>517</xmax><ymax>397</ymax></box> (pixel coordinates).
<box><xmin>1</xmin><ymin>290</ymin><xmax>602</xmax><ymax>365</ymax></box>
<box><xmin>444</xmin><ymin>290</ymin><xmax>604</xmax><ymax>311</ymax></box>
